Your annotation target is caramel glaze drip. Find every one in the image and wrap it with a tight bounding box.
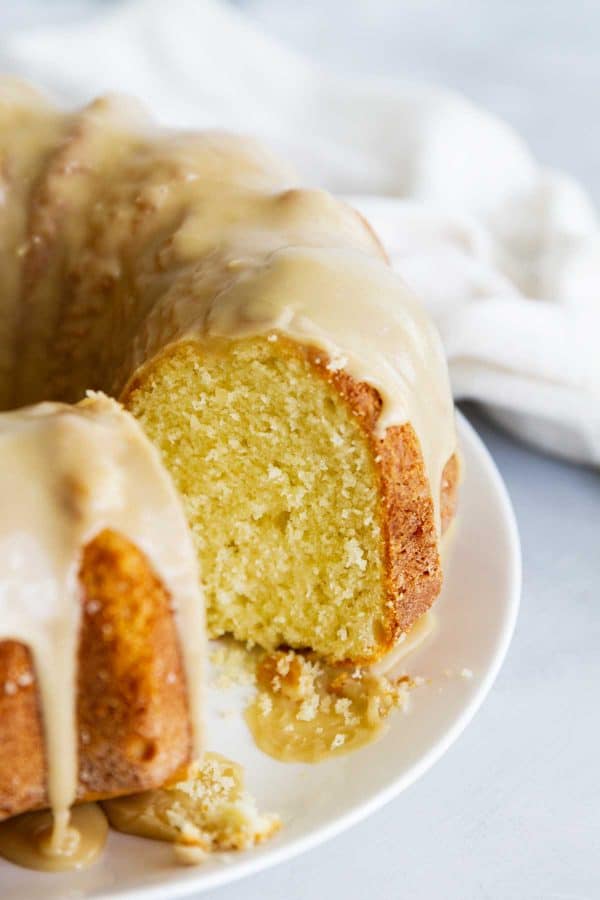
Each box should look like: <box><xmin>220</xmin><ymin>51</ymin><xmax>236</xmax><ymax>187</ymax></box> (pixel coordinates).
<box><xmin>245</xmin><ymin>612</ymin><xmax>435</xmax><ymax>763</ymax></box>
<box><xmin>0</xmin><ymin>394</ymin><xmax>205</xmax><ymax>863</ymax></box>
<box><xmin>0</xmin><ymin>804</ymin><xmax>108</xmax><ymax>872</ymax></box>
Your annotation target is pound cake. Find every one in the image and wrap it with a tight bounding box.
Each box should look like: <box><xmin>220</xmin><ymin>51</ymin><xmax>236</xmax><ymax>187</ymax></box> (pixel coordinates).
<box><xmin>0</xmin><ymin>81</ymin><xmax>459</xmax><ymax>859</ymax></box>
<box><xmin>0</xmin><ymin>81</ymin><xmax>457</xmax><ymax>669</ymax></box>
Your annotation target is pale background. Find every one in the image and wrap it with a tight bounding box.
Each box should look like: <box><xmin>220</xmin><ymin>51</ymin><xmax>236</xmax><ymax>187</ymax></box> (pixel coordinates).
<box><xmin>1</xmin><ymin>2</ymin><xmax>599</xmax><ymax>899</ymax></box>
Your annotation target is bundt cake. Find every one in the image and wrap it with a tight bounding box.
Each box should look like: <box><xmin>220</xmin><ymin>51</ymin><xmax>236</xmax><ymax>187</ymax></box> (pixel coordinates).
<box><xmin>0</xmin><ymin>82</ymin><xmax>457</xmax><ymax>671</ymax></box>
<box><xmin>0</xmin><ymin>80</ymin><xmax>459</xmax><ymax>864</ymax></box>
<box><xmin>0</xmin><ymin>394</ymin><xmax>205</xmax><ymax>837</ymax></box>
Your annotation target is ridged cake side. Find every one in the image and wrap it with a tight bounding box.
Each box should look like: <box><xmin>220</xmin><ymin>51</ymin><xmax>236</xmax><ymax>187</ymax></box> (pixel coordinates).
<box><xmin>0</xmin><ymin>530</ymin><xmax>191</xmax><ymax>821</ymax></box>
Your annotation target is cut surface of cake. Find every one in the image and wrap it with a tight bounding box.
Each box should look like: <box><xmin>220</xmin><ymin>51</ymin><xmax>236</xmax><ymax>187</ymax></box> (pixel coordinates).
<box><xmin>127</xmin><ymin>336</ymin><xmax>458</xmax><ymax>663</ymax></box>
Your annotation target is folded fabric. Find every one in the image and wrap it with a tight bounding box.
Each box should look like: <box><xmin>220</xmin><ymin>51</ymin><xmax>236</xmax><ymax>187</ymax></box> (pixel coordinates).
<box><xmin>1</xmin><ymin>0</ymin><xmax>598</xmax><ymax>464</ymax></box>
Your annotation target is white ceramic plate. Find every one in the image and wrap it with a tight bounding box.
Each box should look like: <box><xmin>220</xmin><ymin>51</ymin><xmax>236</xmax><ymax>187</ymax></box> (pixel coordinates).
<box><xmin>2</xmin><ymin>411</ymin><xmax>521</xmax><ymax>900</ymax></box>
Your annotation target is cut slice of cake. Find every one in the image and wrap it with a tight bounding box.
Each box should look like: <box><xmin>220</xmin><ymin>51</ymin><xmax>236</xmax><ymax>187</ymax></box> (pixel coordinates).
<box><xmin>126</xmin><ymin>335</ymin><xmax>458</xmax><ymax>664</ymax></box>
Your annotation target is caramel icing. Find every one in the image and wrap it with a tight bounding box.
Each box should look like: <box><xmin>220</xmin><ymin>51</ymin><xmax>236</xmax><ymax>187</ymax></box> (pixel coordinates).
<box><xmin>242</xmin><ymin>612</ymin><xmax>435</xmax><ymax>763</ymax></box>
<box><xmin>0</xmin><ymin>80</ymin><xmax>68</xmax><ymax>411</ymax></box>
<box><xmin>0</xmin><ymin>804</ymin><xmax>108</xmax><ymax>872</ymax></box>
<box><xmin>0</xmin><ymin>82</ymin><xmax>455</xmax><ymax>529</ymax></box>
<box><xmin>246</xmin><ymin>651</ymin><xmax>410</xmax><ymax>764</ymax></box>
<box><xmin>0</xmin><ymin>393</ymin><xmax>205</xmax><ymax>851</ymax></box>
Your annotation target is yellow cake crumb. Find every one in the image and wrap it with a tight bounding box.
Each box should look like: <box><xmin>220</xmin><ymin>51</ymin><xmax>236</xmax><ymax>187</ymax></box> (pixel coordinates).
<box><xmin>103</xmin><ymin>752</ymin><xmax>281</xmax><ymax>860</ymax></box>
<box><xmin>128</xmin><ymin>337</ymin><xmax>385</xmax><ymax>662</ymax></box>
<box><xmin>209</xmin><ymin>639</ymin><xmax>258</xmax><ymax>689</ymax></box>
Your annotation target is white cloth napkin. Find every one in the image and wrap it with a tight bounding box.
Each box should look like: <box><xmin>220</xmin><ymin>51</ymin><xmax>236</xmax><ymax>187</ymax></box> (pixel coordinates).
<box><xmin>2</xmin><ymin>0</ymin><xmax>599</xmax><ymax>465</ymax></box>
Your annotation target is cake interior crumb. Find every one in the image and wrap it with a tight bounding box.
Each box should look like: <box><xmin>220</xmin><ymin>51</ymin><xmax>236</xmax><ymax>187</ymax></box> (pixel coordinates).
<box><xmin>102</xmin><ymin>752</ymin><xmax>280</xmax><ymax>861</ymax></box>
<box><xmin>127</xmin><ymin>336</ymin><xmax>385</xmax><ymax>662</ymax></box>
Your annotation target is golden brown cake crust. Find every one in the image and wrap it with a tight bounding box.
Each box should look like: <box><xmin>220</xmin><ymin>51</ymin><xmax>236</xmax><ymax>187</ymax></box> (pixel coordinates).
<box><xmin>303</xmin><ymin>343</ymin><xmax>458</xmax><ymax>661</ymax></box>
<box><xmin>0</xmin><ymin>530</ymin><xmax>191</xmax><ymax>821</ymax></box>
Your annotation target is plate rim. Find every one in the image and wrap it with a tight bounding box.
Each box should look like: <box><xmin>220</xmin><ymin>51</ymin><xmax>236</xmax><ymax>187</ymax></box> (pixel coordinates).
<box><xmin>97</xmin><ymin>409</ymin><xmax>522</xmax><ymax>900</ymax></box>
